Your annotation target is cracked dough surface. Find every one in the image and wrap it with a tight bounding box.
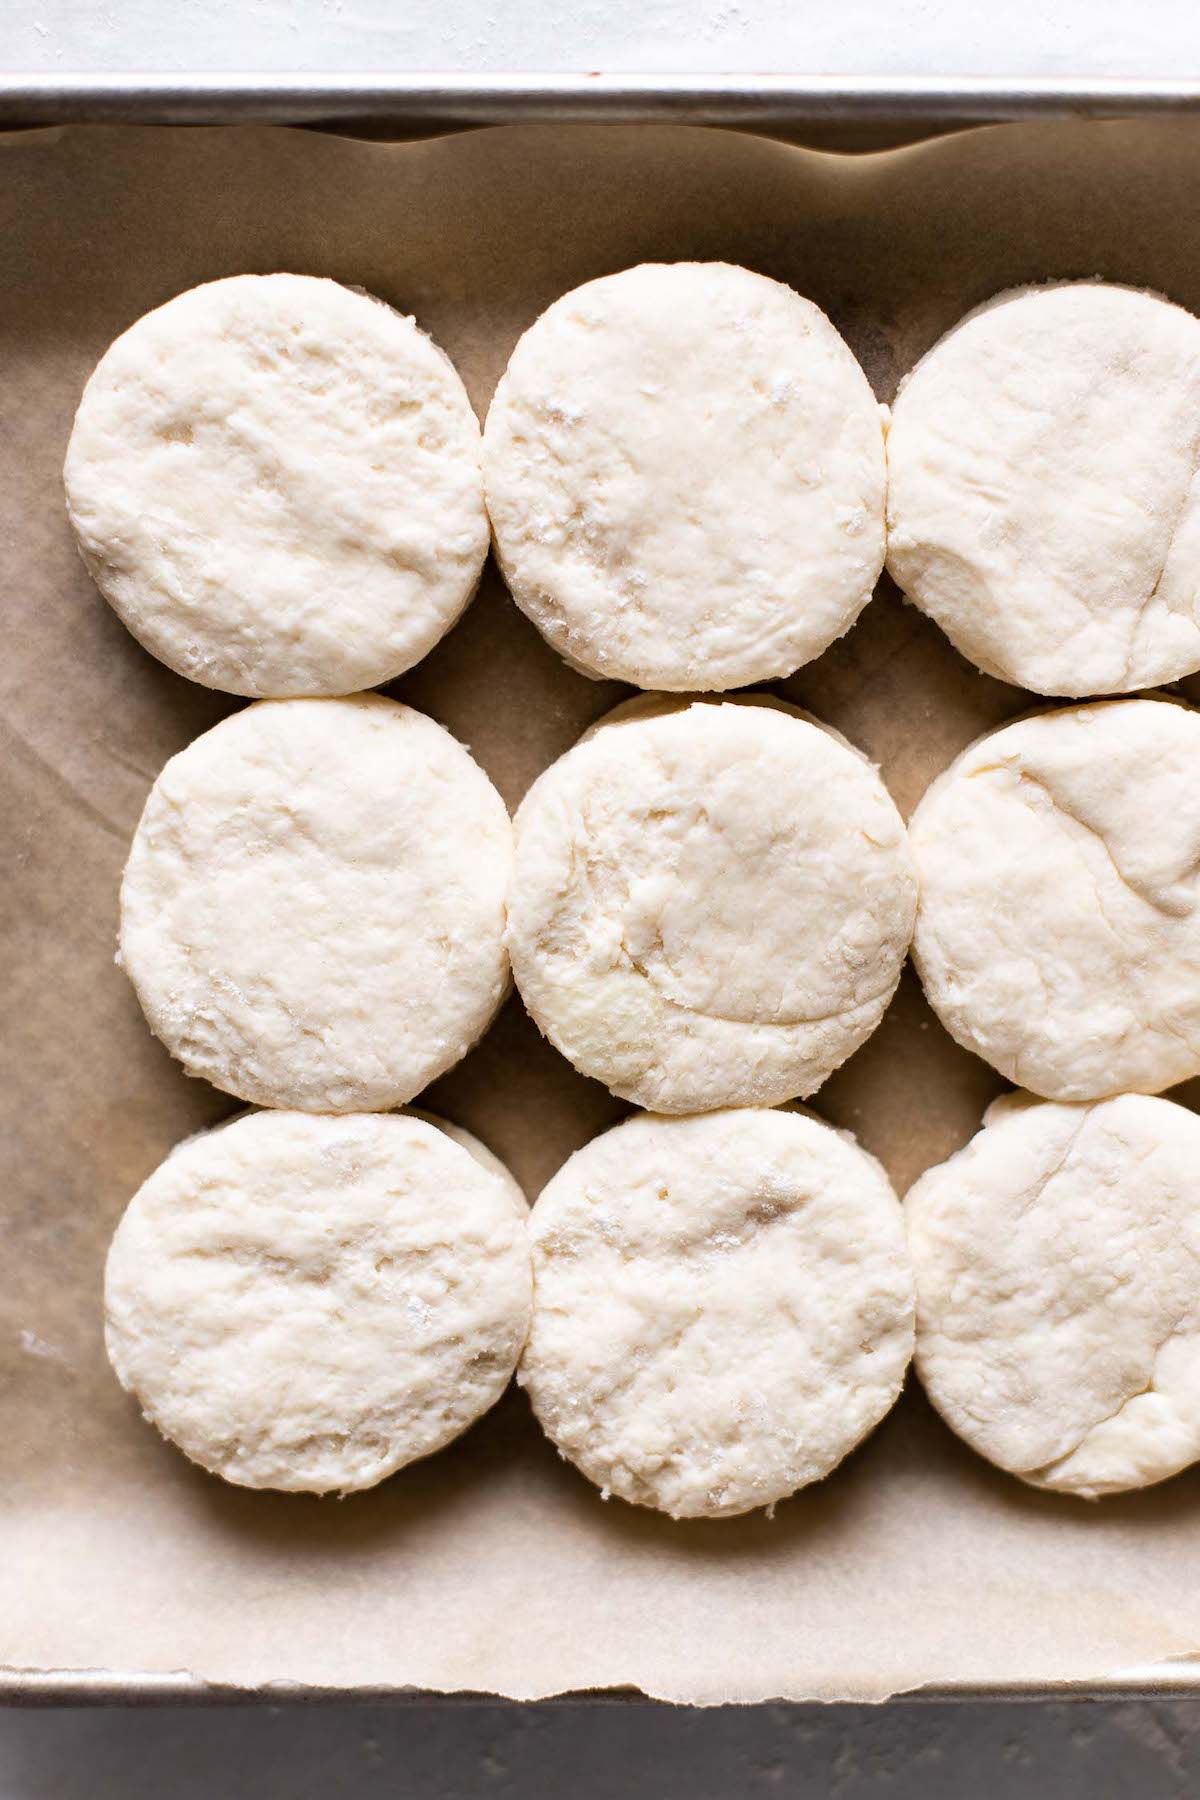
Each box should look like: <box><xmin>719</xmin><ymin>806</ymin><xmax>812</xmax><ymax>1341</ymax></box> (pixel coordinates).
<box><xmin>506</xmin><ymin>694</ymin><xmax>916</xmax><ymax>1113</ymax></box>
<box><xmin>119</xmin><ymin>694</ymin><xmax>512</xmax><ymax>1112</ymax></box>
<box><xmin>907</xmin><ymin>1092</ymin><xmax>1200</xmax><ymax>1498</ymax></box>
<box><xmin>64</xmin><ymin>273</ymin><xmax>488</xmax><ymax>697</ymax></box>
<box><xmin>483</xmin><ymin>261</ymin><xmax>886</xmax><ymax>690</ymax></box>
<box><xmin>910</xmin><ymin>696</ymin><xmax>1200</xmax><ymax>1101</ymax></box>
<box><xmin>886</xmin><ymin>281</ymin><xmax>1200</xmax><ymax>696</ymax></box>
<box><xmin>519</xmin><ymin>1107</ymin><xmax>914</xmax><ymax>1519</ymax></box>
<box><xmin>104</xmin><ymin>1109</ymin><xmax>532</xmax><ymax>1493</ymax></box>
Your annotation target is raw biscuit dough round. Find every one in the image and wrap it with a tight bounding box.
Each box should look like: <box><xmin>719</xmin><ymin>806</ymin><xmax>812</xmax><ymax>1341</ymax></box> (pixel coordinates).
<box><xmin>506</xmin><ymin>693</ymin><xmax>916</xmax><ymax>1113</ymax></box>
<box><xmin>907</xmin><ymin>1091</ymin><xmax>1200</xmax><ymax>1498</ymax></box>
<box><xmin>64</xmin><ymin>273</ymin><xmax>488</xmax><ymax>697</ymax></box>
<box><xmin>119</xmin><ymin>693</ymin><xmax>513</xmax><ymax>1112</ymax></box>
<box><xmin>886</xmin><ymin>281</ymin><xmax>1200</xmax><ymax>695</ymax></box>
<box><xmin>104</xmin><ymin>1108</ymin><xmax>532</xmax><ymax>1493</ymax></box>
<box><xmin>910</xmin><ymin>696</ymin><xmax>1200</xmax><ymax>1101</ymax></box>
<box><xmin>519</xmin><ymin>1107</ymin><xmax>915</xmax><ymax>1519</ymax></box>
<box><xmin>483</xmin><ymin>261</ymin><xmax>886</xmax><ymax>690</ymax></box>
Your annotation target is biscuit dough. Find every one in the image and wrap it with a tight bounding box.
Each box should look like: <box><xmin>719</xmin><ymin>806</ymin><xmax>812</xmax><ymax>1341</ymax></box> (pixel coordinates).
<box><xmin>506</xmin><ymin>694</ymin><xmax>916</xmax><ymax>1113</ymax></box>
<box><xmin>519</xmin><ymin>1107</ymin><xmax>914</xmax><ymax>1519</ymax></box>
<box><xmin>907</xmin><ymin>1091</ymin><xmax>1200</xmax><ymax>1498</ymax></box>
<box><xmin>104</xmin><ymin>1109</ymin><xmax>532</xmax><ymax>1493</ymax></box>
<box><xmin>886</xmin><ymin>282</ymin><xmax>1200</xmax><ymax>695</ymax></box>
<box><xmin>483</xmin><ymin>261</ymin><xmax>886</xmax><ymax>689</ymax></box>
<box><xmin>910</xmin><ymin>696</ymin><xmax>1200</xmax><ymax>1100</ymax></box>
<box><xmin>120</xmin><ymin>694</ymin><xmax>512</xmax><ymax>1112</ymax></box>
<box><xmin>65</xmin><ymin>273</ymin><xmax>488</xmax><ymax>696</ymax></box>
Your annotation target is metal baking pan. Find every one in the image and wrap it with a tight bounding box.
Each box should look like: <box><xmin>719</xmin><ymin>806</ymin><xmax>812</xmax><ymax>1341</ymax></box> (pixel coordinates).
<box><xmin>3</xmin><ymin>71</ymin><xmax>1200</xmax><ymax>133</ymax></box>
<box><xmin>5</xmin><ymin>74</ymin><xmax>1200</xmax><ymax>1706</ymax></box>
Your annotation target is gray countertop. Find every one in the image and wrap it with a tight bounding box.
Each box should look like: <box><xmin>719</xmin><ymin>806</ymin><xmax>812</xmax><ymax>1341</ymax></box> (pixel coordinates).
<box><xmin>4</xmin><ymin>1699</ymin><xmax>1200</xmax><ymax>1798</ymax></box>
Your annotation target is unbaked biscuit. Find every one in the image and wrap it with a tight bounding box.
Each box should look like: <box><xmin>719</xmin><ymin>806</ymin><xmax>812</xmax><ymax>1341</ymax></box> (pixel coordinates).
<box><xmin>484</xmin><ymin>262</ymin><xmax>886</xmax><ymax>689</ymax></box>
<box><xmin>887</xmin><ymin>282</ymin><xmax>1200</xmax><ymax>695</ymax></box>
<box><xmin>105</xmin><ymin>1109</ymin><xmax>532</xmax><ymax>1493</ymax></box>
<box><xmin>520</xmin><ymin>1107</ymin><xmax>914</xmax><ymax>1519</ymax></box>
<box><xmin>119</xmin><ymin>694</ymin><xmax>512</xmax><ymax>1112</ymax></box>
<box><xmin>907</xmin><ymin>1092</ymin><xmax>1200</xmax><ymax>1498</ymax></box>
<box><xmin>506</xmin><ymin>694</ymin><xmax>916</xmax><ymax>1113</ymax></box>
<box><xmin>909</xmin><ymin>696</ymin><xmax>1200</xmax><ymax>1101</ymax></box>
<box><xmin>65</xmin><ymin>273</ymin><xmax>488</xmax><ymax>697</ymax></box>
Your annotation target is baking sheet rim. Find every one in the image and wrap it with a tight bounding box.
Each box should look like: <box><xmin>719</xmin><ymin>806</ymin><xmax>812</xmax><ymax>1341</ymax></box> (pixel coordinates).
<box><xmin>6</xmin><ymin>1662</ymin><xmax>1200</xmax><ymax>1705</ymax></box>
<box><xmin>3</xmin><ymin>71</ymin><xmax>1200</xmax><ymax>129</ymax></box>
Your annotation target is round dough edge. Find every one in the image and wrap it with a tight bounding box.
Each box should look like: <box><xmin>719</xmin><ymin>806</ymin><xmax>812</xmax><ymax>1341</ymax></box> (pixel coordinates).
<box><xmin>104</xmin><ymin>1107</ymin><xmax>532</xmax><ymax>1493</ymax></box>
<box><xmin>519</xmin><ymin>1105</ymin><xmax>915</xmax><ymax>1519</ymax></box>
<box><xmin>65</xmin><ymin>272</ymin><xmax>489</xmax><ymax>698</ymax></box>
<box><xmin>484</xmin><ymin>260</ymin><xmax>887</xmax><ymax>690</ymax></box>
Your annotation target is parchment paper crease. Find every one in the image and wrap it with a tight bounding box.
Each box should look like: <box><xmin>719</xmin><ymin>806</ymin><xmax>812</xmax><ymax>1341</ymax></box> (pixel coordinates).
<box><xmin>5</xmin><ymin>118</ymin><xmax>1200</xmax><ymax>1703</ymax></box>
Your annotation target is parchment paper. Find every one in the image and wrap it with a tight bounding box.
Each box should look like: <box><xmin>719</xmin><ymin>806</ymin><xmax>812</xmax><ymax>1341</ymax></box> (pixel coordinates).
<box><xmin>5</xmin><ymin>117</ymin><xmax>1200</xmax><ymax>1704</ymax></box>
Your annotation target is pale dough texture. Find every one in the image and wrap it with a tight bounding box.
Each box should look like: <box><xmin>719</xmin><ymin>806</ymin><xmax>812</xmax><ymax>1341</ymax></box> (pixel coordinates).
<box><xmin>886</xmin><ymin>281</ymin><xmax>1200</xmax><ymax>696</ymax></box>
<box><xmin>907</xmin><ymin>1092</ymin><xmax>1200</xmax><ymax>1499</ymax></box>
<box><xmin>65</xmin><ymin>273</ymin><xmax>488</xmax><ymax>697</ymax></box>
<box><xmin>104</xmin><ymin>1109</ymin><xmax>532</xmax><ymax>1493</ymax></box>
<box><xmin>506</xmin><ymin>694</ymin><xmax>916</xmax><ymax>1113</ymax></box>
<box><xmin>520</xmin><ymin>1107</ymin><xmax>915</xmax><ymax>1519</ymax></box>
<box><xmin>483</xmin><ymin>261</ymin><xmax>886</xmax><ymax>690</ymax></box>
<box><xmin>119</xmin><ymin>694</ymin><xmax>513</xmax><ymax>1112</ymax></box>
<box><xmin>403</xmin><ymin>1107</ymin><xmax>527</xmax><ymax>1208</ymax></box>
<box><xmin>910</xmin><ymin>696</ymin><xmax>1200</xmax><ymax>1101</ymax></box>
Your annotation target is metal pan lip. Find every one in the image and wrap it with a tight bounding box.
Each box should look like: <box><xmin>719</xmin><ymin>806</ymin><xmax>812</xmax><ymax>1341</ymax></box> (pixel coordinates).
<box><xmin>4</xmin><ymin>1662</ymin><xmax>1200</xmax><ymax>1703</ymax></box>
<box><xmin>1</xmin><ymin>71</ymin><xmax>1200</xmax><ymax>130</ymax></box>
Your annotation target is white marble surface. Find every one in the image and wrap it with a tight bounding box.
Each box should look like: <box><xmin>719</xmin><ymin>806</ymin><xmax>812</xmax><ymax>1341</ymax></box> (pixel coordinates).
<box><xmin>6</xmin><ymin>0</ymin><xmax>1200</xmax><ymax>77</ymax></box>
